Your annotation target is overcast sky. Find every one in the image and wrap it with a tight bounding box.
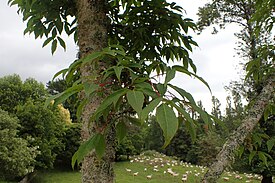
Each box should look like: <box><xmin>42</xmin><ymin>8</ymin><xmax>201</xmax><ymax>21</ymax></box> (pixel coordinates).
<box><xmin>0</xmin><ymin>0</ymin><xmax>242</xmax><ymax>112</ymax></box>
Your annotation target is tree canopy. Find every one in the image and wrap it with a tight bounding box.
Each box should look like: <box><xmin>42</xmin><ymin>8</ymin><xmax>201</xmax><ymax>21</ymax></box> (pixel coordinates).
<box><xmin>8</xmin><ymin>1</ymin><xmax>215</xmax><ymax>182</ymax></box>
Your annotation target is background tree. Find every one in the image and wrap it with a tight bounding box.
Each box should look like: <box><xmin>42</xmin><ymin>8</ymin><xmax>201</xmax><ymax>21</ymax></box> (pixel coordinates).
<box><xmin>197</xmin><ymin>0</ymin><xmax>275</xmax><ymax>182</ymax></box>
<box><xmin>0</xmin><ymin>74</ymin><xmax>46</xmax><ymax>113</ymax></box>
<box><xmin>115</xmin><ymin>122</ymin><xmax>145</xmax><ymax>160</ymax></box>
<box><xmin>16</xmin><ymin>100</ymin><xmax>65</xmax><ymax>169</ymax></box>
<box><xmin>0</xmin><ymin>75</ymin><xmax>71</xmax><ymax>172</ymax></box>
<box><xmin>187</xmin><ymin>131</ymin><xmax>224</xmax><ymax>167</ymax></box>
<box><xmin>165</xmin><ymin>122</ymin><xmax>193</xmax><ymax>161</ymax></box>
<box><xmin>0</xmin><ymin>109</ymin><xmax>37</xmax><ymax>181</ymax></box>
<box><xmin>211</xmin><ymin>96</ymin><xmax>222</xmax><ymax>120</ymax></box>
<box><xmin>9</xmin><ymin>1</ymin><xmax>212</xmax><ymax>183</ymax></box>
<box><xmin>143</xmin><ymin>115</ymin><xmax>165</xmax><ymax>153</ymax></box>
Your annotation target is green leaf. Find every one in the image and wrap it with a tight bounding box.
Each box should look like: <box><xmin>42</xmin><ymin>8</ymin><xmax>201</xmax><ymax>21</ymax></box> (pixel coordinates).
<box><xmin>52</xmin><ymin>68</ymin><xmax>68</xmax><ymax>81</ymax></box>
<box><xmin>141</xmin><ymin>97</ymin><xmax>162</xmax><ymax>123</ymax></box>
<box><xmin>52</xmin><ymin>28</ymin><xmax>57</xmax><ymax>38</ymax></box>
<box><xmin>135</xmin><ymin>82</ymin><xmax>153</xmax><ymax>91</ymax></box>
<box><xmin>264</xmin><ymin>107</ymin><xmax>269</xmax><ymax>121</ymax></box>
<box><xmin>249</xmin><ymin>151</ymin><xmax>257</xmax><ymax>164</ymax></box>
<box><xmin>126</xmin><ymin>90</ymin><xmax>144</xmax><ymax>117</ymax></box>
<box><xmin>51</xmin><ymin>39</ymin><xmax>57</xmax><ymax>54</ymax></box>
<box><xmin>156</xmin><ymin>84</ymin><xmax>167</xmax><ymax>96</ymax></box>
<box><xmin>94</xmin><ymin>134</ymin><xmax>106</xmax><ymax>159</ymax></box>
<box><xmin>65</xmin><ymin>60</ymin><xmax>81</xmax><ymax>83</ymax></box>
<box><xmin>169</xmin><ymin>102</ymin><xmax>193</xmax><ymax>123</ymax></box>
<box><xmin>238</xmin><ymin>146</ymin><xmax>244</xmax><ymax>158</ymax></box>
<box><xmin>92</xmin><ymin>88</ymin><xmax>128</xmax><ymax>121</ymax></box>
<box><xmin>44</xmin><ymin>93</ymin><xmax>62</xmax><ymax>107</ymax></box>
<box><xmin>184</xmin><ymin>117</ymin><xmax>196</xmax><ymax>142</ymax></box>
<box><xmin>64</xmin><ymin>22</ymin><xmax>70</xmax><ymax>35</ymax></box>
<box><xmin>76</xmin><ymin>99</ymin><xmax>88</xmax><ymax>121</ymax></box>
<box><xmin>169</xmin><ymin>102</ymin><xmax>196</xmax><ymax>141</ymax></box>
<box><xmin>252</xmin><ymin>134</ymin><xmax>262</xmax><ymax>147</ymax></box>
<box><xmin>55</xmin><ymin>19</ymin><xmax>63</xmax><ymax>34</ymax></box>
<box><xmin>74</xmin><ymin>30</ymin><xmax>78</xmax><ymax>43</ymax></box>
<box><xmin>82</xmin><ymin>52</ymin><xmax>103</xmax><ymax>64</ymax></box>
<box><xmin>189</xmin><ymin>59</ymin><xmax>197</xmax><ymax>73</ymax></box>
<box><xmin>156</xmin><ymin>104</ymin><xmax>178</xmax><ymax>148</ymax></box>
<box><xmin>116</xmin><ymin>121</ymin><xmax>127</xmax><ymax>143</ymax></box>
<box><xmin>133</xmin><ymin>77</ymin><xmax>150</xmax><ymax>84</ymax></box>
<box><xmin>263</xmin><ymin>103</ymin><xmax>274</xmax><ymax>121</ymax></box>
<box><xmin>191</xmin><ymin>104</ymin><xmax>209</xmax><ymax>124</ymax></box>
<box><xmin>114</xmin><ymin>66</ymin><xmax>124</xmax><ymax>82</ymax></box>
<box><xmin>72</xmin><ymin>134</ymin><xmax>98</xmax><ymax>167</ymax></box>
<box><xmin>258</xmin><ymin>151</ymin><xmax>268</xmax><ymax>167</ymax></box>
<box><xmin>169</xmin><ymin>84</ymin><xmax>196</xmax><ymax>105</ymax></box>
<box><xmin>139</xmin><ymin>88</ymin><xmax>159</xmax><ymax>98</ymax></box>
<box><xmin>45</xmin><ymin>84</ymin><xmax>83</xmax><ymax>107</ymax></box>
<box><xmin>71</xmin><ymin>151</ymin><xmax>78</xmax><ymax>169</ymax></box>
<box><xmin>173</xmin><ymin>65</ymin><xmax>192</xmax><ymax>76</ymax></box>
<box><xmin>164</xmin><ymin>68</ymin><xmax>176</xmax><ymax>85</ymax></box>
<box><xmin>83</xmin><ymin>83</ymin><xmax>99</xmax><ymax>97</ymax></box>
<box><xmin>56</xmin><ymin>84</ymin><xmax>83</xmax><ymax>105</ymax></box>
<box><xmin>57</xmin><ymin>36</ymin><xmax>66</xmax><ymax>50</ymax></box>
<box><xmin>173</xmin><ymin>65</ymin><xmax>211</xmax><ymax>93</ymax></box>
<box><xmin>267</xmin><ymin>138</ymin><xmax>275</xmax><ymax>152</ymax></box>
<box><xmin>210</xmin><ymin>115</ymin><xmax>226</xmax><ymax>131</ymax></box>
<box><xmin>126</xmin><ymin>116</ymin><xmax>142</xmax><ymax>126</ymax></box>
<box><xmin>42</xmin><ymin>37</ymin><xmax>53</xmax><ymax>47</ymax></box>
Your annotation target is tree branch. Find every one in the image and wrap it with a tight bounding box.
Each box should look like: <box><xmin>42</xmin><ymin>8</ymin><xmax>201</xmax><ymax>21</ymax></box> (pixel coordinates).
<box><xmin>201</xmin><ymin>74</ymin><xmax>275</xmax><ymax>183</ymax></box>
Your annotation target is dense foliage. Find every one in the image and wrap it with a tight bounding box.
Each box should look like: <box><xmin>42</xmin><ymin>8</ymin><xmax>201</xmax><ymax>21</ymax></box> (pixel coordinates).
<box><xmin>0</xmin><ymin>75</ymin><xmax>79</xmax><ymax>179</ymax></box>
<box><xmin>16</xmin><ymin>100</ymin><xmax>65</xmax><ymax>169</ymax></box>
<box><xmin>0</xmin><ymin>109</ymin><xmax>37</xmax><ymax>180</ymax></box>
<box><xmin>55</xmin><ymin>123</ymin><xmax>81</xmax><ymax>169</ymax></box>
<box><xmin>0</xmin><ymin>74</ymin><xmax>46</xmax><ymax>113</ymax></box>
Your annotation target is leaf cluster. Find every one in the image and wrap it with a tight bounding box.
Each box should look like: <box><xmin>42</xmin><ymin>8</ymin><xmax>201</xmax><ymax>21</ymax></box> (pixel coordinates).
<box><xmin>48</xmin><ymin>44</ymin><xmax>214</xmax><ymax>167</ymax></box>
<box><xmin>252</xmin><ymin>0</ymin><xmax>275</xmax><ymax>33</ymax></box>
<box><xmin>0</xmin><ymin>109</ymin><xmax>37</xmax><ymax>180</ymax></box>
<box><xmin>8</xmin><ymin>0</ymin><xmax>77</xmax><ymax>54</ymax></box>
<box><xmin>11</xmin><ymin>0</ymin><xmax>213</xmax><ymax>168</ymax></box>
<box><xmin>108</xmin><ymin>0</ymin><xmax>197</xmax><ymax>67</ymax></box>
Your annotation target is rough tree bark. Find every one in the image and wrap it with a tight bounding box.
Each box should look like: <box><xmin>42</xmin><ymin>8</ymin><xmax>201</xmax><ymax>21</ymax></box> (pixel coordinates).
<box><xmin>76</xmin><ymin>0</ymin><xmax>115</xmax><ymax>183</ymax></box>
<box><xmin>202</xmin><ymin>74</ymin><xmax>275</xmax><ymax>183</ymax></box>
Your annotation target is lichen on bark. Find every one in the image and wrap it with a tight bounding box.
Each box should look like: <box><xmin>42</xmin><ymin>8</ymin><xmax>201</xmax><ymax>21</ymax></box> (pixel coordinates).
<box><xmin>76</xmin><ymin>0</ymin><xmax>115</xmax><ymax>182</ymax></box>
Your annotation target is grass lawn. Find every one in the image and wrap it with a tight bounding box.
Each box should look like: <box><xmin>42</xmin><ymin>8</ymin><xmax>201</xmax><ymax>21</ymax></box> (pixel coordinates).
<box><xmin>1</xmin><ymin>153</ymin><xmax>263</xmax><ymax>183</ymax></box>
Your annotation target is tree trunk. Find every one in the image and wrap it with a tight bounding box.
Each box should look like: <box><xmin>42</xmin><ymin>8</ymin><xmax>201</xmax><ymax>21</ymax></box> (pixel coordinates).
<box><xmin>76</xmin><ymin>0</ymin><xmax>115</xmax><ymax>183</ymax></box>
<box><xmin>202</xmin><ymin>74</ymin><xmax>275</xmax><ymax>183</ymax></box>
<box><xmin>261</xmin><ymin>174</ymin><xmax>273</xmax><ymax>183</ymax></box>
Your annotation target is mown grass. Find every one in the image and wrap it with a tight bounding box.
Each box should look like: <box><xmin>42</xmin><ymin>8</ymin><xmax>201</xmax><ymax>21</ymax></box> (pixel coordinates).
<box><xmin>1</xmin><ymin>153</ymin><xmax>263</xmax><ymax>183</ymax></box>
